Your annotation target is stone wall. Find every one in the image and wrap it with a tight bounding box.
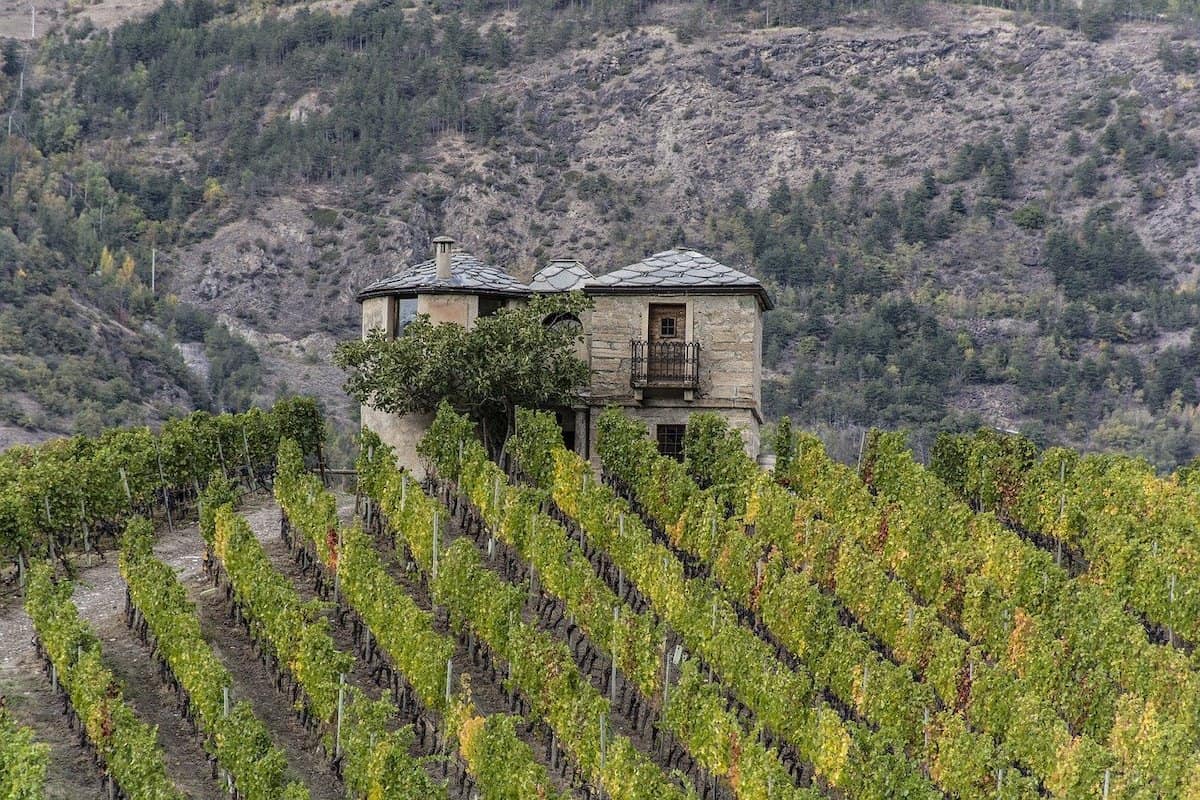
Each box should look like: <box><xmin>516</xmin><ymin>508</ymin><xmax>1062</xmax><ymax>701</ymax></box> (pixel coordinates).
<box><xmin>582</xmin><ymin>291</ymin><xmax>763</xmax><ymax>462</ymax></box>
<box><xmin>360</xmin><ymin>287</ymin><xmax>764</xmax><ymax>472</ymax></box>
<box><xmin>586</xmin><ymin>291</ymin><xmax>762</xmax><ymax>411</ymax></box>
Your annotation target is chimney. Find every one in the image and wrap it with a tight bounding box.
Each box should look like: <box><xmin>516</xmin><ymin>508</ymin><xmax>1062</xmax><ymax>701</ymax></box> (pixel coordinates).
<box><xmin>433</xmin><ymin>235</ymin><xmax>454</xmax><ymax>280</ymax></box>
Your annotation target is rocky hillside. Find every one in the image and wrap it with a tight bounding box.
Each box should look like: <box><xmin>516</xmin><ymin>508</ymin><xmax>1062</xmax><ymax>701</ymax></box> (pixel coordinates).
<box><xmin>6</xmin><ymin>0</ymin><xmax>1200</xmax><ymax>465</ymax></box>
<box><xmin>179</xmin><ymin>5</ymin><xmax>1200</xmax><ymax>301</ymax></box>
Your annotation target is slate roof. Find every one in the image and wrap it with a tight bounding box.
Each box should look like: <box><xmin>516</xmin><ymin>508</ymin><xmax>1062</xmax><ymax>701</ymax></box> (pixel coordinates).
<box><xmin>530</xmin><ymin>259</ymin><xmax>595</xmax><ymax>292</ymax></box>
<box><xmin>357</xmin><ymin>252</ymin><xmax>531</xmax><ymax>301</ymax></box>
<box><xmin>588</xmin><ymin>248</ymin><xmax>773</xmax><ymax>309</ymax></box>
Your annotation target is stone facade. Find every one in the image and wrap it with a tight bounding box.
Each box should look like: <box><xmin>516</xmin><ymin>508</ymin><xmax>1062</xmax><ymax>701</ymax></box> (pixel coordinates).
<box><xmin>361</xmin><ymin>296</ymin><xmax>391</xmax><ymax>337</ymax></box>
<box><xmin>420</xmin><ymin>293</ymin><xmax>477</xmax><ymax>327</ymax></box>
<box><xmin>581</xmin><ymin>291</ymin><xmax>763</xmax><ymax>462</ymax></box>
<box><xmin>586</xmin><ymin>292</ymin><xmax>762</xmax><ymax>408</ymax></box>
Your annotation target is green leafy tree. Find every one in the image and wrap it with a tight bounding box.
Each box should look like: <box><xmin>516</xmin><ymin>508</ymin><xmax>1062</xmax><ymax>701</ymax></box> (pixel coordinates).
<box><xmin>335</xmin><ymin>294</ymin><xmax>591</xmax><ymax>454</ymax></box>
<box><xmin>983</xmin><ymin>146</ymin><xmax>1015</xmax><ymax>199</ymax></box>
<box><xmin>768</xmin><ymin>179</ymin><xmax>792</xmax><ymax>214</ymax></box>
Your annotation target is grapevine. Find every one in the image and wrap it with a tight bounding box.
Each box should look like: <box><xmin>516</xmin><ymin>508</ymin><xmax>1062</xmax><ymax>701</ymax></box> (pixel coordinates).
<box><xmin>0</xmin><ymin>699</ymin><xmax>49</xmax><ymax>800</ymax></box>
<box><xmin>420</xmin><ymin>405</ymin><xmax>940</xmax><ymax>800</ymax></box>
<box><xmin>0</xmin><ymin>397</ymin><xmax>324</xmax><ymax>576</ymax></box>
<box><xmin>408</xmin><ymin>418</ymin><xmax>817</xmax><ymax>800</ymax></box>
<box><xmin>593</xmin><ymin>409</ymin><xmax>1095</xmax><ymax>798</ymax></box>
<box><xmin>275</xmin><ymin>437</ymin><xmax>566</xmax><ymax>800</ymax></box>
<box><xmin>355</xmin><ymin>431</ymin><xmax>697</xmax><ymax>800</ymax></box>
<box><xmin>782</xmin><ymin>425</ymin><xmax>1200</xmax><ymax>797</ymax></box>
<box><xmin>208</xmin><ymin>502</ymin><xmax>446</xmax><ymax>800</ymax></box>
<box><xmin>119</xmin><ymin>516</ymin><xmax>309</xmax><ymax>800</ymax></box>
<box><xmin>24</xmin><ymin>561</ymin><xmax>186</xmax><ymax>800</ymax></box>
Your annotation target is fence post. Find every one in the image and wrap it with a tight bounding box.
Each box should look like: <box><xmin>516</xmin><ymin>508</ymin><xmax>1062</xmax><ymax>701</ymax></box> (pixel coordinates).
<box><xmin>119</xmin><ymin>467</ymin><xmax>132</xmax><ymax>510</ymax></box>
<box><xmin>334</xmin><ymin>527</ymin><xmax>344</xmax><ymax>599</ymax></box>
<box><xmin>79</xmin><ymin>497</ymin><xmax>89</xmax><ymax>557</ymax></box>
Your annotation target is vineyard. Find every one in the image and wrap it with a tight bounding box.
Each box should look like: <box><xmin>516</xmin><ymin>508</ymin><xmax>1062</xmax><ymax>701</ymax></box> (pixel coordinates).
<box><xmin>4</xmin><ymin>396</ymin><xmax>1200</xmax><ymax>799</ymax></box>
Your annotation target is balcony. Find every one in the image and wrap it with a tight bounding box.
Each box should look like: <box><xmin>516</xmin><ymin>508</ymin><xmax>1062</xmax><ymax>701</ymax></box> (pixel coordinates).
<box><xmin>631</xmin><ymin>340</ymin><xmax>700</xmax><ymax>389</ymax></box>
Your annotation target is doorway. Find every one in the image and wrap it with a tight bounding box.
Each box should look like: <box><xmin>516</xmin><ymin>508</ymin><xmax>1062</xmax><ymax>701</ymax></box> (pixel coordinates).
<box><xmin>648</xmin><ymin>303</ymin><xmax>685</xmax><ymax>344</ymax></box>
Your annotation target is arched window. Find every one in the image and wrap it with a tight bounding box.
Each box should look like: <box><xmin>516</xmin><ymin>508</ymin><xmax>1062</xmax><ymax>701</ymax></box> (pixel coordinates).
<box><xmin>542</xmin><ymin>312</ymin><xmax>582</xmax><ymax>333</ymax></box>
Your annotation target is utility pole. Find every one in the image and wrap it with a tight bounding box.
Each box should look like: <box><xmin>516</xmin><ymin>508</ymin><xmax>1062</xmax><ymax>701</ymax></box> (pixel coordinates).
<box><xmin>7</xmin><ymin>68</ymin><xmax>21</xmax><ymax>138</ymax></box>
<box><xmin>150</xmin><ymin>247</ymin><xmax>156</xmax><ymax>294</ymax></box>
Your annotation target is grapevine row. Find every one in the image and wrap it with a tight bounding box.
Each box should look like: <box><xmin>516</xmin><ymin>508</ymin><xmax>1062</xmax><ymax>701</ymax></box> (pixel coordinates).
<box><xmin>209</xmin><ymin>503</ymin><xmax>351</xmax><ymax>727</ymax></box>
<box><xmin>609</xmin><ymin>412</ymin><xmax>1123</xmax><ymax>796</ymax></box>
<box><xmin>0</xmin><ymin>397</ymin><xmax>323</xmax><ymax>574</ymax></box>
<box><xmin>24</xmin><ymin>561</ymin><xmax>185</xmax><ymax>800</ymax></box>
<box><xmin>205</xmin><ymin>498</ymin><xmax>448</xmax><ymax>800</ymax></box>
<box><xmin>0</xmin><ymin>700</ymin><xmax>49</xmax><ymax>799</ymax></box>
<box><xmin>418</xmin><ymin>404</ymin><xmax>938</xmax><ymax>800</ymax></box>
<box><xmin>357</xmin><ymin>429</ymin><xmax>698</xmax><ymax>800</ymax></box>
<box><xmin>588</xmin><ymin>410</ymin><xmax>1051</xmax><ymax>800</ymax></box>
<box><xmin>933</xmin><ymin>429</ymin><xmax>1200</xmax><ymax>649</ymax></box>
<box><xmin>778</xmin><ymin>426</ymin><xmax>1200</xmax><ymax>796</ymax></box>
<box><xmin>860</xmin><ymin>431</ymin><xmax>1200</xmax><ymax>779</ymax></box>
<box><xmin>273</xmin><ymin>438</ymin><xmax>570</xmax><ymax>800</ymax></box>
<box><xmin>118</xmin><ymin>515</ymin><xmax>310</xmax><ymax>800</ymax></box>
<box><xmin>407</xmin><ymin>416</ymin><xmax>818</xmax><ymax>800</ymax></box>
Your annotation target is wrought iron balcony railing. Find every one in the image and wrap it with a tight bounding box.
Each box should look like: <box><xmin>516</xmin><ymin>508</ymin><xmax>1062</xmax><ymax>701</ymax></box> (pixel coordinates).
<box><xmin>631</xmin><ymin>340</ymin><xmax>699</xmax><ymax>389</ymax></box>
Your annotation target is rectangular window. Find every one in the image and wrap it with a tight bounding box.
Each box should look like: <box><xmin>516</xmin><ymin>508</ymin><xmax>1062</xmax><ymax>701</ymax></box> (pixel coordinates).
<box><xmin>478</xmin><ymin>296</ymin><xmax>505</xmax><ymax>318</ymax></box>
<box><xmin>660</xmin><ymin>317</ymin><xmax>676</xmax><ymax>337</ymax></box>
<box><xmin>656</xmin><ymin>424</ymin><xmax>686</xmax><ymax>461</ymax></box>
<box><xmin>392</xmin><ymin>297</ymin><xmax>418</xmax><ymax>337</ymax></box>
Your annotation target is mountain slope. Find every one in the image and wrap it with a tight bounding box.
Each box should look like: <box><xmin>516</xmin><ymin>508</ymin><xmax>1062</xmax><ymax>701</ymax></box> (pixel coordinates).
<box><xmin>7</xmin><ymin>0</ymin><xmax>1200</xmax><ymax>465</ymax></box>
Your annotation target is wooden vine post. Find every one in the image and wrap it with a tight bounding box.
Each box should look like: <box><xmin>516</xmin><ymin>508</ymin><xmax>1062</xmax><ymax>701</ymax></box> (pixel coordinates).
<box><xmin>335</xmin><ymin>673</ymin><xmax>346</xmax><ymax>758</ymax></box>
<box><xmin>155</xmin><ymin>441</ymin><xmax>174</xmax><ymax>533</ymax></box>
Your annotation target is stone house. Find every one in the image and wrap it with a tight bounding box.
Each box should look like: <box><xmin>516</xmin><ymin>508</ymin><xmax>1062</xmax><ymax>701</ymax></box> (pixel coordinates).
<box><xmin>356</xmin><ymin>237</ymin><xmax>771</xmax><ymax>472</ymax></box>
